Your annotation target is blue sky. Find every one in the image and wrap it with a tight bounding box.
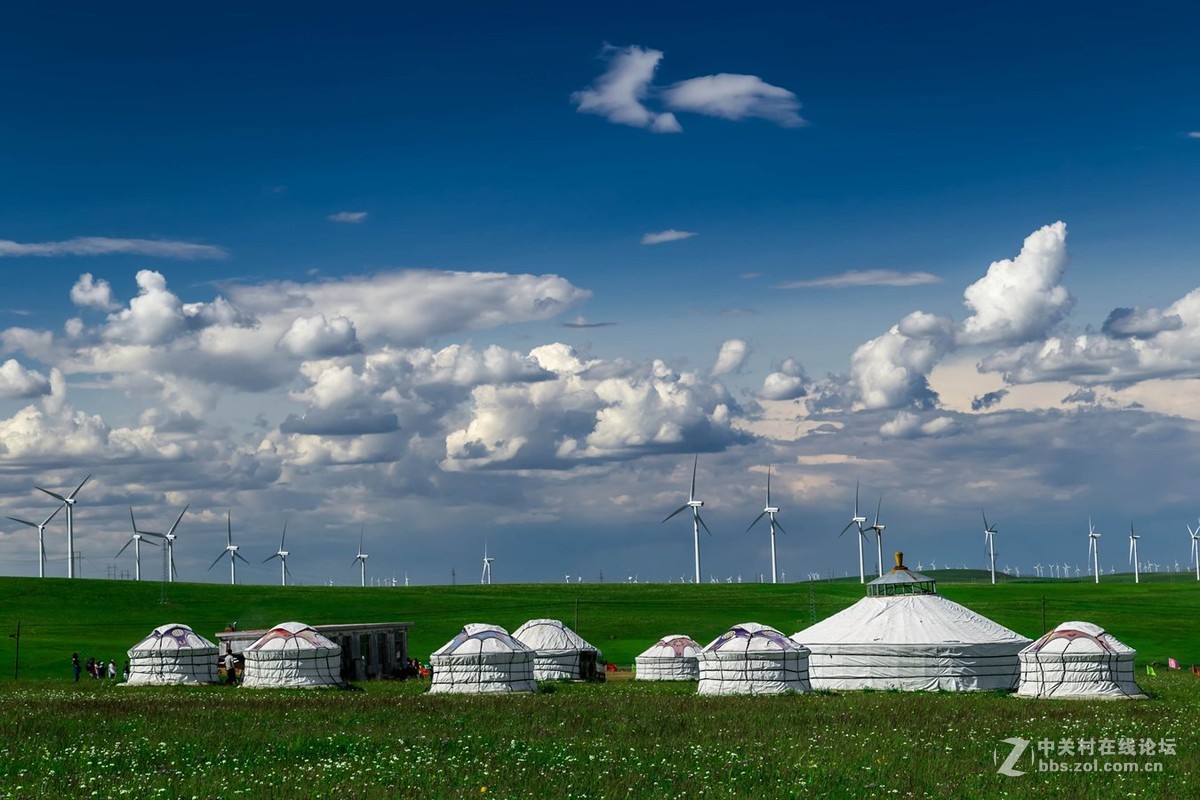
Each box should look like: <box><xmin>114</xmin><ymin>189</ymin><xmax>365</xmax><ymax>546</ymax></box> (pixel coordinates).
<box><xmin>2</xmin><ymin>3</ymin><xmax>1200</xmax><ymax>585</ymax></box>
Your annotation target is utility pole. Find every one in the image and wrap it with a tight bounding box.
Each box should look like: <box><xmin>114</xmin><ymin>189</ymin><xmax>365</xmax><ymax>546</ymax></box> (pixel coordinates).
<box><xmin>451</xmin><ymin>568</ymin><xmax>456</xmax><ymax>586</ymax></box>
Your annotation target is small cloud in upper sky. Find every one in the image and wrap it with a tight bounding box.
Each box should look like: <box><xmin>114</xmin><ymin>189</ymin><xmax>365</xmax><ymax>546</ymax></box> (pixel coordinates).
<box><xmin>1102</xmin><ymin>306</ymin><xmax>1183</xmax><ymax>339</ymax></box>
<box><xmin>572</xmin><ymin>44</ymin><xmax>802</xmax><ymax>133</ymax></box>
<box><xmin>775</xmin><ymin>269</ymin><xmax>941</xmax><ymax>289</ymax></box>
<box><xmin>1186</xmin><ymin>132</ymin><xmax>1200</xmax><ymax>139</ymax></box>
<box><xmin>739</xmin><ymin>272</ymin><xmax>762</xmax><ymax>280</ymax></box>
<box><xmin>970</xmin><ymin>388</ymin><xmax>1009</xmax><ymax>411</ymax></box>
<box><xmin>642</xmin><ymin>229</ymin><xmax>696</xmax><ymax>245</ymax></box>
<box><xmin>560</xmin><ymin>315</ymin><xmax>615</xmax><ymax>329</ymax></box>
<box><xmin>719</xmin><ymin>308</ymin><xmax>758</xmax><ymax>317</ymax></box>
<box><xmin>328</xmin><ymin>211</ymin><xmax>368</xmax><ymax>224</ymax></box>
<box><xmin>0</xmin><ymin>237</ymin><xmax>227</xmax><ymax>260</ymax></box>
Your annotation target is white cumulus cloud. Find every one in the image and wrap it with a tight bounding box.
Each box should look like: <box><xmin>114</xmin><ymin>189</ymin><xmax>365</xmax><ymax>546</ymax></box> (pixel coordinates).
<box><xmin>776</xmin><ymin>269</ymin><xmax>940</xmax><ymax>289</ymax></box>
<box><xmin>0</xmin><ymin>359</ymin><xmax>51</xmax><ymax>399</ymax></box>
<box><xmin>70</xmin><ymin>273</ymin><xmax>118</xmax><ymax>310</ymax></box>
<box><xmin>278</xmin><ymin>314</ymin><xmax>361</xmax><ymax>359</ymax></box>
<box><xmin>0</xmin><ymin>236</ymin><xmax>226</xmax><ymax>259</ymax></box>
<box><xmin>662</xmin><ymin>73</ymin><xmax>804</xmax><ymax>127</ymax></box>
<box><xmin>711</xmin><ymin>339</ymin><xmax>749</xmax><ymax>377</ymax></box>
<box><xmin>641</xmin><ymin>229</ymin><xmax>697</xmax><ymax>245</ymax></box>
<box><xmin>571</xmin><ymin>45</ymin><xmax>681</xmax><ymax>133</ymax></box>
<box><xmin>328</xmin><ymin>211</ymin><xmax>368</xmax><ymax>224</ymax></box>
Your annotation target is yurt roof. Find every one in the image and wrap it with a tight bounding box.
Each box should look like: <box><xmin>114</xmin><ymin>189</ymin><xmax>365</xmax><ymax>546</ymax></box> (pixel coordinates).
<box><xmin>435</xmin><ymin>623</ymin><xmax>533</xmax><ymax>656</ymax></box>
<box><xmin>703</xmin><ymin>622</ymin><xmax>804</xmax><ymax>653</ymax></box>
<box><xmin>247</xmin><ymin>621</ymin><xmax>337</xmax><ymax>652</ymax></box>
<box><xmin>638</xmin><ymin>635</ymin><xmax>701</xmax><ymax>659</ymax></box>
<box><xmin>795</xmin><ymin>594</ymin><xmax>1030</xmax><ymax>646</ymax></box>
<box><xmin>1022</xmin><ymin>621</ymin><xmax>1135</xmax><ymax>655</ymax></box>
<box><xmin>130</xmin><ymin>623</ymin><xmax>217</xmax><ymax>652</ymax></box>
<box><xmin>512</xmin><ymin>619</ymin><xmax>597</xmax><ymax>652</ymax></box>
<box><xmin>868</xmin><ymin>552</ymin><xmax>936</xmax><ymax>596</ymax></box>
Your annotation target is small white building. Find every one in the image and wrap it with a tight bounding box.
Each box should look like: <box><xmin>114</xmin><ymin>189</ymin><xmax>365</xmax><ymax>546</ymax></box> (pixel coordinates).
<box><xmin>512</xmin><ymin>619</ymin><xmax>603</xmax><ymax>681</ymax></box>
<box><xmin>697</xmin><ymin>622</ymin><xmax>811</xmax><ymax>696</ymax></box>
<box><xmin>124</xmin><ymin>623</ymin><xmax>219</xmax><ymax>686</ymax></box>
<box><xmin>635</xmin><ymin>634</ymin><xmax>701</xmax><ymax>681</ymax></box>
<box><xmin>241</xmin><ymin>621</ymin><xmax>344</xmax><ymax>688</ymax></box>
<box><xmin>1016</xmin><ymin>621</ymin><xmax>1146</xmax><ymax>700</ymax></box>
<box><xmin>429</xmin><ymin>623</ymin><xmax>537</xmax><ymax>694</ymax></box>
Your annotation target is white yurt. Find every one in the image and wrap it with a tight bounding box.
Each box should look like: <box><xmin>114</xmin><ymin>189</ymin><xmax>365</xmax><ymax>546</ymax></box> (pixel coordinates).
<box><xmin>429</xmin><ymin>623</ymin><xmax>537</xmax><ymax>694</ymax></box>
<box><xmin>793</xmin><ymin>553</ymin><xmax>1031</xmax><ymax>692</ymax></box>
<box><xmin>124</xmin><ymin>623</ymin><xmax>219</xmax><ymax>685</ymax></box>
<box><xmin>241</xmin><ymin>621</ymin><xmax>344</xmax><ymax>688</ymax></box>
<box><xmin>1015</xmin><ymin>621</ymin><xmax>1146</xmax><ymax>700</ymax></box>
<box><xmin>697</xmin><ymin>622</ymin><xmax>812</xmax><ymax>695</ymax></box>
<box><xmin>511</xmin><ymin>619</ymin><xmax>603</xmax><ymax>681</ymax></box>
<box><xmin>635</xmin><ymin>634</ymin><xmax>702</xmax><ymax>681</ymax></box>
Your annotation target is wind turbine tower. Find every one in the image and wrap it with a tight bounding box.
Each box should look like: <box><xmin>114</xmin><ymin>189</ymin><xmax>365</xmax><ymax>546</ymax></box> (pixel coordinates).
<box><xmin>1087</xmin><ymin>520</ymin><xmax>1101</xmax><ymax>584</ymax></box>
<box><xmin>662</xmin><ymin>455</ymin><xmax>711</xmax><ymax>584</ymax></box>
<box><xmin>1189</xmin><ymin>523</ymin><xmax>1200</xmax><ymax>581</ymax></box>
<box><xmin>747</xmin><ymin>465</ymin><xmax>786</xmax><ymax>584</ymax></box>
<box><xmin>867</xmin><ymin>497</ymin><xmax>886</xmax><ymax>577</ymax></box>
<box><xmin>982</xmin><ymin>510</ymin><xmax>998</xmax><ymax>585</ymax></box>
<box><xmin>36</xmin><ymin>474</ymin><xmax>91</xmax><ymax>579</ymax></box>
<box><xmin>838</xmin><ymin>481</ymin><xmax>869</xmax><ymax>584</ymax></box>
<box><xmin>353</xmin><ymin>527</ymin><xmax>369</xmax><ymax>587</ymax></box>
<box><xmin>481</xmin><ymin>541</ymin><xmax>494</xmax><ymax>585</ymax></box>
<box><xmin>117</xmin><ymin>507</ymin><xmax>161</xmax><ymax>581</ymax></box>
<box><xmin>208</xmin><ymin>511</ymin><xmax>247</xmax><ymax>585</ymax></box>
<box><xmin>7</xmin><ymin>504</ymin><xmax>63</xmax><ymax>579</ymax></box>
<box><xmin>1128</xmin><ymin>524</ymin><xmax>1141</xmax><ymax>584</ymax></box>
<box><xmin>263</xmin><ymin>520</ymin><xmax>291</xmax><ymax>586</ymax></box>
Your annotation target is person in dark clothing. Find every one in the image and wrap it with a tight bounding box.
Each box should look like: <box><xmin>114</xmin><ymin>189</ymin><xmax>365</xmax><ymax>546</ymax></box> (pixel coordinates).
<box><xmin>72</xmin><ymin>653</ymin><xmax>81</xmax><ymax>682</ymax></box>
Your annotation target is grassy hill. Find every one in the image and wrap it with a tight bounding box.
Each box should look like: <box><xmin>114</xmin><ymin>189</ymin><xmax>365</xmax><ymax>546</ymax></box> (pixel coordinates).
<box><xmin>3</xmin><ymin>572</ymin><xmax>1198</xmax><ymax>680</ymax></box>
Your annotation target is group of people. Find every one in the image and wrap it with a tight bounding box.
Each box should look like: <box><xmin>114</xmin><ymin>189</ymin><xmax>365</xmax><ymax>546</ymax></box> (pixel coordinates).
<box><xmin>72</xmin><ymin>653</ymin><xmax>128</xmax><ymax>682</ymax></box>
<box><xmin>402</xmin><ymin>657</ymin><xmax>431</xmax><ymax>679</ymax></box>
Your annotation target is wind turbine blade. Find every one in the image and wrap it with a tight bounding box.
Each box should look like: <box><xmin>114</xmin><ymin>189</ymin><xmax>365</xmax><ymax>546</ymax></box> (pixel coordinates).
<box><xmin>766</xmin><ymin>465</ymin><xmax>772</xmax><ymax>506</ymax></box>
<box><xmin>235</xmin><ymin>551</ymin><xmax>250</xmax><ymax>564</ymax></box>
<box><xmin>838</xmin><ymin>520</ymin><xmax>856</xmax><ymax>537</ymax></box>
<box><xmin>37</xmin><ymin>487</ymin><xmax>68</xmax><ymax>503</ymax></box>
<box><xmin>143</xmin><ymin>538</ymin><xmax>159</xmax><ymax>547</ymax></box>
<box><xmin>696</xmin><ymin>511</ymin><xmax>712</xmax><ymax>537</ymax></box>
<box><xmin>774</xmin><ymin>518</ymin><xmax>787</xmax><ymax>535</ymax></box>
<box><xmin>262</xmin><ymin>554</ymin><xmax>277</xmax><ymax>564</ymax></box>
<box><xmin>690</xmin><ymin>454</ymin><xmax>698</xmax><ymax>501</ymax></box>
<box><xmin>7</xmin><ymin>516</ymin><xmax>37</xmax><ymax>529</ymax></box>
<box><xmin>853</xmin><ymin>480</ymin><xmax>860</xmax><ymax>518</ymax></box>
<box><xmin>129</xmin><ymin>507</ymin><xmax>139</xmax><ymax>533</ymax></box>
<box><xmin>359</xmin><ymin>525</ymin><xmax>364</xmax><ymax>551</ymax></box>
<box><xmin>68</xmin><ymin>474</ymin><xmax>92</xmax><ymax>500</ymax></box>
<box><xmin>227</xmin><ymin>511</ymin><xmax>233</xmax><ymax>547</ymax></box>
<box><xmin>115</xmin><ymin>538</ymin><xmax>134</xmax><ymax>559</ymax></box>
<box><xmin>208</xmin><ymin>552</ymin><xmax>226</xmax><ymax>571</ymax></box>
<box><xmin>982</xmin><ymin>509</ymin><xmax>988</xmax><ymax>531</ymax></box>
<box><xmin>662</xmin><ymin>505</ymin><xmax>690</xmax><ymax>523</ymax></box>
<box><xmin>746</xmin><ymin>511</ymin><xmax>767</xmax><ymax>532</ymax></box>
<box><xmin>170</xmin><ymin>554</ymin><xmax>178</xmax><ymax>580</ymax></box>
<box><xmin>285</xmin><ymin>562</ymin><xmax>292</xmax><ymax>579</ymax></box>
<box><xmin>41</xmin><ymin>504</ymin><xmax>64</xmax><ymax>527</ymax></box>
<box><xmin>166</xmin><ymin>505</ymin><xmax>188</xmax><ymax>537</ymax></box>
<box><xmin>281</xmin><ymin>519</ymin><xmax>288</xmax><ymax>550</ymax></box>
<box><xmin>874</xmin><ymin>496</ymin><xmax>883</xmax><ymax>527</ymax></box>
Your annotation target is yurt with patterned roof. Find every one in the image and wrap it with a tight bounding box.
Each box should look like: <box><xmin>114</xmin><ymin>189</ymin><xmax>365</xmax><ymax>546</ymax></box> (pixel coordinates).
<box><xmin>793</xmin><ymin>552</ymin><xmax>1031</xmax><ymax>691</ymax></box>
<box><xmin>124</xmin><ymin>623</ymin><xmax>219</xmax><ymax>685</ymax></box>
<box><xmin>635</xmin><ymin>634</ymin><xmax>701</xmax><ymax>681</ymax></box>
<box><xmin>429</xmin><ymin>623</ymin><xmax>537</xmax><ymax>694</ymax></box>
<box><xmin>512</xmin><ymin>619</ymin><xmax>603</xmax><ymax>681</ymax></box>
<box><xmin>697</xmin><ymin>622</ymin><xmax>811</xmax><ymax>695</ymax></box>
<box><xmin>1016</xmin><ymin>621</ymin><xmax>1145</xmax><ymax>699</ymax></box>
<box><xmin>241</xmin><ymin>621</ymin><xmax>344</xmax><ymax>688</ymax></box>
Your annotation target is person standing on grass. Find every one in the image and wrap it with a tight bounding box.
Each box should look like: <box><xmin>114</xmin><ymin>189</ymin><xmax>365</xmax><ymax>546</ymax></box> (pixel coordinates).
<box><xmin>224</xmin><ymin>650</ymin><xmax>236</xmax><ymax>685</ymax></box>
<box><xmin>72</xmin><ymin>653</ymin><xmax>81</xmax><ymax>682</ymax></box>
<box><xmin>107</xmin><ymin>660</ymin><xmax>116</xmax><ymax>679</ymax></box>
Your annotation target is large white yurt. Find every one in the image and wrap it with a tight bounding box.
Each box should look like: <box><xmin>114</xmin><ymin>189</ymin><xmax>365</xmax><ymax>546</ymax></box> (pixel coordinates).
<box><xmin>124</xmin><ymin>623</ymin><xmax>219</xmax><ymax>686</ymax></box>
<box><xmin>241</xmin><ymin>621</ymin><xmax>344</xmax><ymax>688</ymax></box>
<box><xmin>1015</xmin><ymin>621</ymin><xmax>1146</xmax><ymax>700</ymax></box>
<box><xmin>697</xmin><ymin>622</ymin><xmax>811</xmax><ymax>696</ymax></box>
<box><xmin>635</xmin><ymin>634</ymin><xmax>702</xmax><ymax>681</ymax></box>
<box><xmin>429</xmin><ymin>623</ymin><xmax>537</xmax><ymax>694</ymax></box>
<box><xmin>511</xmin><ymin>619</ymin><xmax>603</xmax><ymax>681</ymax></box>
<box><xmin>793</xmin><ymin>553</ymin><xmax>1031</xmax><ymax>692</ymax></box>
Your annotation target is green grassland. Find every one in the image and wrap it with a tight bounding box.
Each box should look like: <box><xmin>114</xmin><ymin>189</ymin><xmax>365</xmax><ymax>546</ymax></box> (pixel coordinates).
<box><xmin>2</xmin><ymin>571</ymin><xmax>1198</xmax><ymax>678</ymax></box>
<box><xmin>1</xmin><ymin>574</ymin><xmax>1198</xmax><ymax>799</ymax></box>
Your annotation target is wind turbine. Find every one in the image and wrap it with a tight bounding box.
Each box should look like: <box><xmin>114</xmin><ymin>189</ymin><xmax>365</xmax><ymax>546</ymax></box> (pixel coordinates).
<box><xmin>116</xmin><ymin>507</ymin><xmax>160</xmax><ymax>581</ymax></box>
<box><xmin>262</xmin><ymin>520</ymin><xmax>291</xmax><ymax>586</ymax></box>
<box><xmin>352</xmin><ymin>527</ymin><xmax>368</xmax><ymax>587</ymax></box>
<box><xmin>866</xmin><ymin>496</ymin><xmax>886</xmax><ymax>577</ymax></box>
<box><xmin>1189</xmin><ymin>523</ymin><xmax>1200</xmax><ymax>581</ymax></box>
<box><xmin>662</xmin><ymin>455</ymin><xmax>710</xmax><ymax>584</ymax></box>
<box><xmin>838</xmin><ymin>481</ymin><xmax>869</xmax><ymax>583</ymax></box>
<box><xmin>982</xmin><ymin>510</ymin><xmax>998</xmax><ymax>585</ymax></box>
<box><xmin>481</xmin><ymin>541</ymin><xmax>494</xmax><ymax>585</ymax></box>
<box><xmin>208</xmin><ymin>511</ymin><xmax>247</xmax><ymax>585</ymax></box>
<box><xmin>35</xmin><ymin>474</ymin><xmax>91</xmax><ymax>579</ymax></box>
<box><xmin>747</xmin><ymin>465</ymin><xmax>786</xmax><ymax>584</ymax></box>
<box><xmin>1087</xmin><ymin>519</ymin><xmax>1101</xmax><ymax>584</ymax></box>
<box><xmin>7</xmin><ymin>504</ymin><xmax>63</xmax><ymax>578</ymax></box>
<box><xmin>1128</xmin><ymin>524</ymin><xmax>1141</xmax><ymax>584</ymax></box>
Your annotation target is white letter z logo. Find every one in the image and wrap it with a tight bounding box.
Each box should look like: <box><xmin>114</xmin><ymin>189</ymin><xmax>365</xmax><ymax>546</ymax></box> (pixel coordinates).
<box><xmin>995</xmin><ymin>737</ymin><xmax>1029</xmax><ymax>777</ymax></box>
